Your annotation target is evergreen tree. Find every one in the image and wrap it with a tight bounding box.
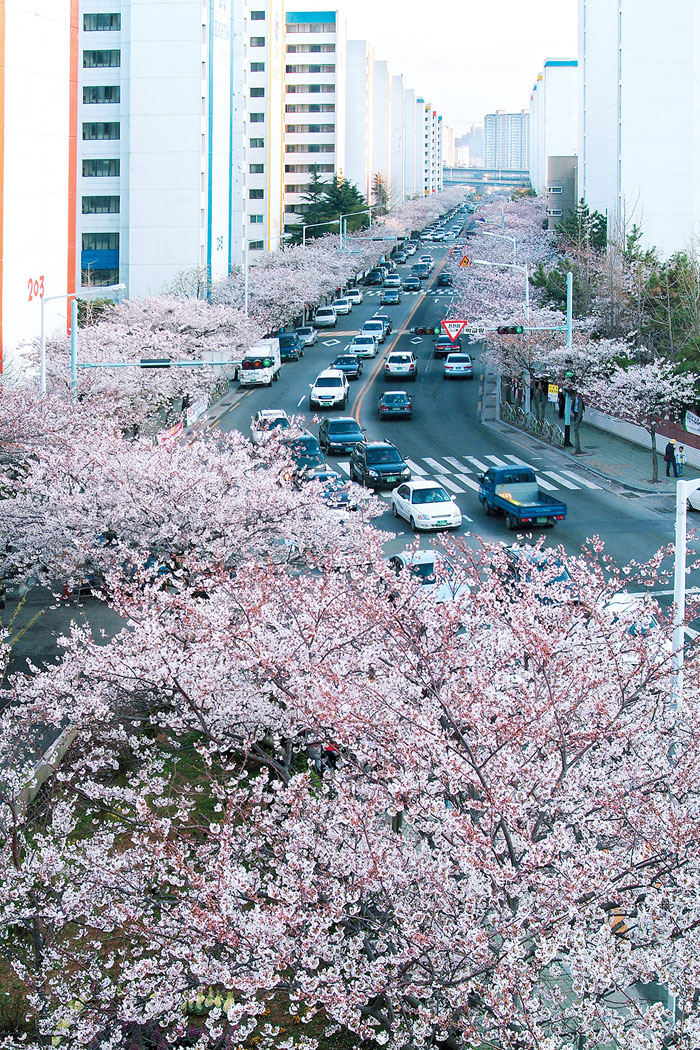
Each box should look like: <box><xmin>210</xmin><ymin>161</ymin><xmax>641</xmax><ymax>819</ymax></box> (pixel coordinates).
<box><xmin>556</xmin><ymin>198</ymin><xmax>608</xmax><ymax>251</ymax></box>
<box><xmin>286</xmin><ymin>172</ymin><xmax>369</xmax><ymax>245</ymax></box>
<box><xmin>372</xmin><ymin>173</ymin><xmax>390</xmax><ymax>216</ymax></box>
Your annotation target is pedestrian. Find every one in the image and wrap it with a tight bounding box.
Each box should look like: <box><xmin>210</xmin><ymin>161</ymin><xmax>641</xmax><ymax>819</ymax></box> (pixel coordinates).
<box><xmin>533</xmin><ymin>380</ymin><xmax>546</xmax><ymax>423</ymax></box>
<box><xmin>557</xmin><ymin>389</ymin><xmax>565</xmax><ymax>419</ymax></box>
<box><xmin>678</xmin><ymin>444</ymin><xmax>685</xmax><ymax>476</ymax></box>
<box><xmin>664</xmin><ymin>438</ymin><xmax>679</xmax><ymax>478</ymax></box>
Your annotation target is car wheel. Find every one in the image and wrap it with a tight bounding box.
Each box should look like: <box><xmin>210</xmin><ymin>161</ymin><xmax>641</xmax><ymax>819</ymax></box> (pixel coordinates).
<box><xmin>410</xmin><ymin>515</ymin><xmax>418</xmax><ymax>532</ymax></box>
<box><xmin>506</xmin><ymin>513</ymin><xmax>517</xmax><ymax>531</ymax></box>
<box><xmin>391</xmin><ymin>502</ymin><xmax>399</xmax><ymax>518</ymax></box>
<box><xmin>481</xmin><ymin>498</ymin><xmax>493</xmax><ymax>517</ymax></box>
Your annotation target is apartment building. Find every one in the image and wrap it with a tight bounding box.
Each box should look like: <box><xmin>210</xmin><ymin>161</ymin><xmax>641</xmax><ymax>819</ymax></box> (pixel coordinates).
<box><xmin>372</xmin><ymin>59</ymin><xmax>391</xmax><ymax>200</ymax></box>
<box><xmin>390</xmin><ymin>75</ymin><xmax>406</xmax><ymax>203</ymax></box>
<box><xmin>344</xmin><ymin>39</ymin><xmax>374</xmax><ymax>204</ymax></box>
<box><xmin>231</xmin><ymin>0</ymin><xmax>285</xmax><ymax>267</ymax></box>
<box><xmin>79</xmin><ymin>0</ymin><xmax>237</xmax><ymax>297</ymax></box>
<box><xmin>282</xmin><ymin>9</ymin><xmax>346</xmax><ymax>232</ymax></box>
<box><xmin>529</xmin><ymin>59</ymin><xmax>578</xmax><ymax>196</ymax></box>
<box><xmin>579</xmin><ymin>0</ymin><xmax>700</xmax><ymax>255</ymax></box>
<box><xmin>403</xmin><ymin>88</ymin><xmax>418</xmax><ymax>198</ymax></box>
<box><xmin>2</xmin><ymin>0</ymin><xmax>77</xmax><ymax>376</ymax></box>
<box><xmin>484</xmin><ymin>109</ymin><xmax>530</xmax><ymax>169</ymax></box>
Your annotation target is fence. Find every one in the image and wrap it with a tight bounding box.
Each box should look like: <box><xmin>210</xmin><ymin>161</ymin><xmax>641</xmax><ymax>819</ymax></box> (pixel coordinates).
<box><xmin>500</xmin><ymin>401</ymin><xmax>565</xmax><ymax>447</ymax></box>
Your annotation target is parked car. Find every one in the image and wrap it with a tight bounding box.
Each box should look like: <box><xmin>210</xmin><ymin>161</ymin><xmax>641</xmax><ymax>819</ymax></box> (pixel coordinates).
<box><xmin>345</xmin><ymin>287</ymin><xmax>363</xmax><ymax>305</ymax></box>
<box><xmin>318</xmin><ymin>416</ymin><xmax>365</xmax><ymax>455</ymax></box>
<box><xmin>309</xmin><ymin>368</ymin><xmax>349</xmax><ymax>410</ymax></box>
<box><xmin>377</xmin><ymin>390</ymin><xmax>413</xmax><ymax>419</ymax></box>
<box><xmin>384</xmin><ymin>351</ymin><xmax>417</xmax><ymax>382</ymax></box>
<box><xmin>295</xmin><ymin>325</ymin><xmax>318</xmax><ymax>347</ymax></box>
<box><xmin>314</xmin><ymin>306</ymin><xmax>338</xmax><ymax>328</ymax></box>
<box><xmin>443</xmin><ymin>352</ymin><xmax>473</xmax><ymax>379</ymax></box>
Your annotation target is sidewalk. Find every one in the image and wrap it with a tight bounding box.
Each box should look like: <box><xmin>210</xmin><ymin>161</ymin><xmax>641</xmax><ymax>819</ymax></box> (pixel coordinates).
<box><xmin>481</xmin><ymin>375</ymin><xmax>697</xmax><ymax>494</ymax></box>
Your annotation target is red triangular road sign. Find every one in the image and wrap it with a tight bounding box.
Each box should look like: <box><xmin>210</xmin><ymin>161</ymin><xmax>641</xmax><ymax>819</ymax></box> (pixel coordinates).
<box><xmin>441</xmin><ymin>319</ymin><xmax>467</xmax><ymax>342</ymax></box>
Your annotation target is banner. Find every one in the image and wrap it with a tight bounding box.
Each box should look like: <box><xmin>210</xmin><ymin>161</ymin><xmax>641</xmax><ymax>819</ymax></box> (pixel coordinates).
<box><xmin>684</xmin><ymin>409</ymin><xmax>700</xmax><ymax>436</ymax></box>
<box><xmin>156</xmin><ymin>421</ymin><xmax>183</xmax><ymax>446</ymax></box>
<box><xmin>547</xmin><ymin>383</ymin><xmax>559</xmax><ymax>404</ymax></box>
<box><xmin>186</xmin><ymin>397</ymin><xmax>208</xmax><ymax>428</ymax></box>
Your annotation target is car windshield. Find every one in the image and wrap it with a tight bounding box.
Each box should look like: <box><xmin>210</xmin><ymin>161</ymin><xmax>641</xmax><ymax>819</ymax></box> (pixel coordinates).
<box><xmin>334</xmin><ymin>356</ymin><xmax>356</xmax><ymax>365</ymax></box>
<box><xmin>315</xmin><ymin>377</ymin><xmax>343</xmax><ymax>388</ymax></box>
<box><xmin>382</xmin><ymin>394</ymin><xmax>408</xmax><ymax>404</ymax></box>
<box><xmin>367</xmin><ymin>448</ymin><xmax>402</xmax><ymax>465</ymax></box>
<box><xmin>354</xmin><ymin>337</ymin><xmax>374</xmax><ymax>344</ymax></box>
<box><xmin>328</xmin><ymin>420</ymin><xmax>361</xmax><ymax>434</ymax></box>
<box><xmin>279</xmin><ymin>336</ymin><xmax>296</xmax><ymax>345</ymax></box>
<box><xmin>412</xmin><ymin>487</ymin><xmax>450</xmax><ymax>505</ymax></box>
<box><xmin>297</xmin><ymin>328</ymin><xmax>312</xmax><ymax>336</ymax></box>
<box><xmin>364</xmin><ymin>323</ymin><xmax>382</xmax><ymax>330</ymax></box>
<box><xmin>259</xmin><ymin>416</ymin><xmax>289</xmax><ymax>430</ymax></box>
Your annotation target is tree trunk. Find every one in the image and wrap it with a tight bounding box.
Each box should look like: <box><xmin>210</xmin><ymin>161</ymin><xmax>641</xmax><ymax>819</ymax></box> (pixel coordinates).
<box><xmin>650</xmin><ymin>423</ymin><xmax>659</xmax><ymax>483</ymax></box>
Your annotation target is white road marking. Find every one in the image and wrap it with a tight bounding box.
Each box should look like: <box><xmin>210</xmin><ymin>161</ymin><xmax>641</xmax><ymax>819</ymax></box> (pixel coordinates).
<box><xmin>561</xmin><ymin>470</ymin><xmax>600</xmax><ymax>489</ymax></box>
<box><xmin>505</xmin><ymin>455</ymin><xmax>532</xmax><ymax>466</ymax></box>
<box><xmin>337</xmin><ymin>461</ymin><xmax>351</xmax><ymax>475</ymax></box>
<box><xmin>543</xmin><ymin>470</ymin><xmax>579</xmax><ymax>490</ymax></box>
<box><xmin>485</xmin><ymin>455</ymin><xmax>509</xmax><ymax>466</ymax></box>
<box><xmin>465</xmin><ymin>456</ymin><xmax>490</xmax><ymax>472</ymax></box>
<box><xmin>405</xmin><ymin>458</ymin><xmax>428</xmax><ymax>475</ymax></box>
<box><xmin>444</xmin><ymin>456</ymin><xmax>467</xmax><ymax>471</ymax></box>
<box><xmin>423</xmin><ymin>456</ymin><xmax>446</xmax><ymax>472</ymax></box>
<box><xmin>434</xmin><ymin>474</ymin><xmax>464</xmax><ymax>493</ymax></box>
<box><xmin>296</xmin><ymin>395</ymin><xmax>305</xmax><ymax>407</ymax></box>
<box><xmin>534</xmin><ymin>475</ymin><xmax>557</xmax><ymax>491</ymax></box>
<box><xmin>456</xmin><ymin>474</ymin><xmax>481</xmax><ymax>492</ymax></box>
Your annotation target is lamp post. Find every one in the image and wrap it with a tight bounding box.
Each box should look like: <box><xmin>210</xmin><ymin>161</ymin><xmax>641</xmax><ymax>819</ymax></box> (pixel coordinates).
<box><xmin>302</xmin><ymin>218</ymin><xmax>341</xmax><ymax>248</ymax></box>
<box><xmin>672</xmin><ymin>478</ymin><xmax>700</xmax><ymax>702</ymax></box>
<box><xmin>473</xmin><ymin>259</ymin><xmax>530</xmax><ymax>321</ymax></box>
<box><xmin>338</xmin><ymin>206</ymin><xmax>373</xmax><ymax>250</ymax></box>
<box><xmin>479</xmin><ymin>230</ymin><xmax>517</xmax><ymax>265</ymax></box>
<box><xmin>243</xmin><ymin>232</ymin><xmax>291</xmax><ymax>317</ymax></box>
<box><xmin>39</xmin><ymin>283</ymin><xmax>125</xmax><ymax>399</ymax></box>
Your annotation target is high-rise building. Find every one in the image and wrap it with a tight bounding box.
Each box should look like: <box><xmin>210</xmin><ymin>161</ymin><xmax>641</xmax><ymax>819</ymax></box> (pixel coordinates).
<box><xmin>579</xmin><ymin>0</ymin><xmax>700</xmax><ymax>255</ymax></box>
<box><xmin>78</xmin><ymin>0</ymin><xmax>236</xmax><ymax>298</ymax></box>
<box><xmin>344</xmin><ymin>39</ymin><xmax>374</xmax><ymax>204</ymax></box>
<box><xmin>390</xmin><ymin>74</ymin><xmax>406</xmax><ymax>203</ymax></box>
<box><xmin>403</xmin><ymin>88</ymin><xmax>418</xmax><ymax>198</ymax></box>
<box><xmin>282</xmin><ymin>9</ymin><xmax>346</xmax><ymax>233</ymax></box>
<box><xmin>372</xmin><ymin>59</ymin><xmax>391</xmax><ymax>201</ymax></box>
<box><xmin>529</xmin><ymin>59</ymin><xmax>578</xmax><ymax>196</ymax></box>
<box><xmin>484</xmin><ymin>109</ymin><xmax>530</xmax><ymax>169</ymax></box>
<box><xmin>2</xmin><ymin>0</ymin><xmax>77</xmax><ymax>375</ymax></box>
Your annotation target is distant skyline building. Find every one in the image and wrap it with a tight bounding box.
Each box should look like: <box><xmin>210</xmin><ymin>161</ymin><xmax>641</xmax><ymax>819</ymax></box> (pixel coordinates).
<box><xmin>579</xmin><ymin>0</ymin><xmax>700</xmax><ymax>256</ymax></box>
<box><xmin>484</xmin><ymin>109</ymin><xmax>530</xmax><ymax>169</ymax></box>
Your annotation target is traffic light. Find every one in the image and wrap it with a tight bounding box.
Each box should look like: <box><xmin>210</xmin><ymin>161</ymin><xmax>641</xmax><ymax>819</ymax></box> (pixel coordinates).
<box><xmin>410</xmin><ymin>326</ymin><xmax>426</xmax><ymax>335</ymax></box>
<box><xmin>496</xmin><ymin>325</ymin><xmax>524</xmax><ymax>335</ymax></box>
<box><xmin>140</xmin><ymin>358</ymin><xmax>171</xmax><ymax>368</ymax></box>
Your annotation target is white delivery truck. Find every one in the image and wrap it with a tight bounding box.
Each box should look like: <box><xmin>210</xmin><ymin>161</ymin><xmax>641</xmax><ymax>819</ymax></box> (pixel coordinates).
<box><xmin>237</xmin><ymin>338</ymin><xmax>281</xmax><ymax>387</ymax></box>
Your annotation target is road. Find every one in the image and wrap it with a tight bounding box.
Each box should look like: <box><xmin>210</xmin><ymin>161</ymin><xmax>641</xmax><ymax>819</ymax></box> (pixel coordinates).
<box><xmin>214</xmin><ymin>241</ymin><xmax>680</xmax><ymax>575</ymax></box>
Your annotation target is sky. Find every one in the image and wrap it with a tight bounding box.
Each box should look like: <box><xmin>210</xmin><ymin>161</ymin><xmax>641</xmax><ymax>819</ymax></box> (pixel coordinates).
<box><xmin>335</xmin><ymin>0</ymin><xmax>578</xmax><ymax>134</ymax></box>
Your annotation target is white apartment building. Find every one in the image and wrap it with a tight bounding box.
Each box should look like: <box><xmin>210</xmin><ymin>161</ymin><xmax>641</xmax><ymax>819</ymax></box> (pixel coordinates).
<box><xmin>344</xmin><ymin>39</ymin><xmax>374</xmax><ymax>204</ymax></box>
<box><xmin>79</xmin><ymin>0</ymin><xmax>236</xmax><ymax>298</ymax></box>
<box><xmin>416</xmin><ymin>101</ymin><xmax>442</xmax><ymax>195</ymax></box>
<box><xmin>372</xmin><ymin>59</ymin><xmax>391</xmax><ymax>200</ymax></box>
<box><xmin>404</xmin><ymin>88</ymin><xmax>418</xmax><ymax>198</ymax></box>
<box><xmin>579</xmin><ymin>0</ymin><xmax>700</xmax><ymax>256</ymax></box>
<box><xmin>282</xmin><ymin>9</ymin><xmax>346</xmax><ymax>232</ymax></box>
<box><xmin>3</xmin><ymin>0</ymin><xmax>76</xmax><ymax>377</ymax></box>
<box><xmin>390</xmin><ymin>74</ymin><xmax>406</xmax><ymax>203</ymax></box>
<box><xmin>529</xmin><ymin>59</ymin><xmax>578</xmax><ymax>195</ymax></box>
<box><xmin>484</xmin><ymin>109</ymin><xmax>530</xmax><ymax>169</ymax></box>
<box><xmin>231</xmin><ymin>0</ymin><xmax>285</xmax><ymax>267</ymax></box>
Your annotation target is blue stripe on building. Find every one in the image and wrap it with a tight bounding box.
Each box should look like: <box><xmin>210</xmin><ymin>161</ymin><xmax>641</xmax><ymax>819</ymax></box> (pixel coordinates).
<box><xmin>206</xmin><ymin>0</ymin><xmax>215</xmax><ymax>298</ymax></box>
<box><xmin>285</xmin><ymin>10</ymin><xmax>336</xmax><ymax>21</ymax></box>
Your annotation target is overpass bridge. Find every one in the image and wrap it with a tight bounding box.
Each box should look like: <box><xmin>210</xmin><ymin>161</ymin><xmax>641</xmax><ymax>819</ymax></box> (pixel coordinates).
<box><xmin>443</xmin><ymin>167</ymin><xmax>531</xmax><ymax>190</ymax></box>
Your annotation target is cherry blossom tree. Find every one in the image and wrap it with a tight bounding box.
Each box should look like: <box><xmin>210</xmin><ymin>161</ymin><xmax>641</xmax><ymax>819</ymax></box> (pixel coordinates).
<box><xmin>2</xmin><ymin>533</ymin><xmax>700</xmax><ymax>1050</ymax></box>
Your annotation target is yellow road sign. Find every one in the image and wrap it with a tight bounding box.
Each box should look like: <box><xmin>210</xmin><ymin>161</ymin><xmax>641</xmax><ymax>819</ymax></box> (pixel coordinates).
<box><xmin>460</xmin><ymin>254</ymin><xmax>471</xmax><ymax>268</ymax></box>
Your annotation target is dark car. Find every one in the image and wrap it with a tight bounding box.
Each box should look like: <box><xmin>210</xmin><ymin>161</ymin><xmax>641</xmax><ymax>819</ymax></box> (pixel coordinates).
<box><xmin>402</xmin><ymin>276</ymin><xmax>421</xmax><ymax>292</ymax></box>
<box><xmin>318</xmin><ymin>416</ymin><xmax>366</xmax><ymax>455</ymax></box>
<box><xmin>433</xmin><ymin>335</ymin><xmax>462</xmax><ymax>358</ymax></box>
<box><xmin>380</xmin><ymin>288</ymin><xmax>402</xmax><ymax>306</ymax></box>
<box><xmin>350</xmin><ymin>440</ymin><xmax>411</xmax><ymax>489</ymax></box>
<box><xmin>280</xmin><ymin>432</ymin><xmax>325</xmax><ymax>475</ymax></box>
<box><xmin>372</xmin><ymin>313</ymin><xmax>393</xmax><ymax>335</ymax></box>
<box><xmin>278</xmin><ymin>332</ymin><xmax>304</xmax><ymax>361</ymax></box>
<box><xmin>437</xmin><ymin>273</ymin><xmax>454</xmax><ymax>287</ymax></box>
<box><xmin>331</xmin><ymin>353</ymin><xmax>363</xmax><ymax>380</ymax></box>
<box><xmin>364</xmin><ymin>269</ymin><xmax>384</xmax><ymax>286</ymax></box>
<box><xmin>377</xmin><ymin>391</ymin><xmax>413</xmax><ymax>419</ymax></box>
<box><xmin>304</xmin><ymin>466</ymin><xmax>358</xmax><ymax>511</ymax></box>
<box><xmin>496</xmin><ymin>545</ymin><xmax>576</xmax><ymax>606</ymax></box>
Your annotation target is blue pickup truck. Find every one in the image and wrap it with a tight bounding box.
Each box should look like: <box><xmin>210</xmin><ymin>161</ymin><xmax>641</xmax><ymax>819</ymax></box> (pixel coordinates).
<box><xmin>478</xmin><ymin>465</ymin><xmax>567</xmax><ymax>530</ymax></box>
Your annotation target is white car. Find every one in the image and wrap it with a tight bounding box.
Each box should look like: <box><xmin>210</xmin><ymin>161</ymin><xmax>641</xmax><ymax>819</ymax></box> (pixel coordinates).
<box><xmin>332</xmin><ymin>297</ymin><xmax>352</xmax><ymax>315</ymax></box>
<box><xmin>314</xmin><ymin>306</ymin><xmax>337</xmax><ymax>328</ymax></box>
<box><xmin>387</xmin><ymin>549</ymin><xmax>470</xmax><ymax>605</ymax></box>
<box><xmin>384</xmin><ymin>351</ymin><xmax>417</xmax><ymax>382</ymax></box>
<box><xmin>345</xmin><ymin>288</ymin><xmax>363</xmax><ymax>305</ymax></box>
<box><xmin>383</xmin><ymin>273</ymin><xmax>401</xmax><ymax>289</ymax></box>
<box><xmin>309</xmin><ymin>368</ymin><xmax>349</xmax><ymax>410</ymax></box>
<box><xmin>391</xmin><ymin>479</ymin><xmax>463</xmax><ymax>531</ymax></box>
<box><xmin>250</xmin><ymin>409</ymin><xmax>291</xmax><ymax>446</ymax></box>
<box><xmin>404</xmin><ymin>243</ymin><xmax>417</xmax><ymax>256</ymax></box>
<box><xmin>419</xmin><ymin>254</ymin><xmax>434</xmax><ymax>272</ymax></box>
<box><xmin>348</xmin><ymin>334</ymin><xmax>379</xmax><ymax>358</ymax></box>
<box><xmin>361</xmin><ymin>319</ymin><xmax>386</xmax><ymax>344</ymax></box>
<box><xmin>295</xmin><ymin>326</ymin><xmax>318</xmax><ymax>347</ymax></box>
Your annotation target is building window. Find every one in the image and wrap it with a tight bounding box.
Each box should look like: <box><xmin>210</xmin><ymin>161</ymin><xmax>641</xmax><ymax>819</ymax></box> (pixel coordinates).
<box><xmin>286</xmin><ymin>83</ymin><xmax>334</xmax><ymax>94</ymax></box>
<box><xmin>250</xmin><ymin>87</ymin><xmax>265</xmax><ymax>97</ymax></box>
<box><xmin>248</xmin><ymin>240</ymin><xmax>264</xmax><ymax>250</ymax></box>
<box><xmin>286</xmin><ymin>43</ymin><xmax>335</xmax><ymax>53</ymax></box>
<box><xmin>285</xmin><ymin>143</ymin><xmax>334</xmax><ymax>154</ymax></box>
<box><xmin>250</xmin><ymin>36</ymin><xmax>265</xmax><ymax>47</ymax></box>
<box><xmin>250</xmin><ymin>10</ymin><xmax>265</xmax><ymax>19</ymax></box>
<box><xmin>249</xmin><ymin>163</ymin><xmax>264</xmax><ymax>174</ymax></box>
<box><xmin>81</xmin><ymin>267</ymin><xmax>120</xmax><ymax>286</ymax></box>
<box><xmin>285</xmin><ymin>124</ymin><xmax>334</xmax><ymax>134</ymax></box>
<box><xmin>83</xmin><ymin>85</ymin><xmax>120</xmax><ymax>104</ymax></box>
<box><xmin>285</xmin><ymin>22</ymin><xmax>336</xmax><ymax>33</ymax></box>
<box><xmin>82</xmin><ymin>122</ymin><xmax>120</xmax><ymax>140</ymax></box>
<box><xmin>249</xmin><ymin>112</ymin><xmax>265</xmax><ymax>123</ymax></box>
<box><xmin>83</xmin><ymin>49</ymin><xmax>121</xmax><ymax>67</ymax></box>
<box><xmin>249</xmin><ymin>188</ymin><xmax>264</xmax><ymax>199</ymax></box>
<box><xmin>547</xmin><ymin>186</ymin><xmax>563</xmax><ymax>193</ymax></box>
<box><xmin>82</xmin><ymin>158</ymin><xmax>120</xmax><ymax>177</ymax></box>
<box><xmin>285</xmin><ymin>163</ymin><xmax>333</xmax><ymax>173</ymax></box>
<box><xmin>83</xmin><ymin>13</ymin><xmax>121</xmax><ymax>30</ymax></box>
<box><xmin>82</xmin><ymin>195</ymin><xmax>120</xmax><ymax>213</ymax></box>
<box><xmin>82</xmin><ymin>232</ymin><xmax>119</xmax><ymax>250</ymax></box>
<box><xmin>547</xmin><ymin>209</ymin><xmax>563</xmax><ymax>217</ymax></box>
<box><xmin>250</xmin><ymin>62</ymin><xmax>265</xmax><ymax>72</ymax></box>
<box><xmin>285</xmin><ymin>103</ymin><xmax>334</xmax><ymax>114</ymax></box>
<box><xmin>285</xmin><ymin>64</ymin><xmax>335</xmax><ymax>74</ymax></box>
<box><xmin>249</xmin><ymin>214</ymin><xmax>264</xmax><ymax>224</ymax></box>
<box><xmin>249</xmin><ymin>137</ymin><xmax>264</xmax><ymax>148</ymax></box>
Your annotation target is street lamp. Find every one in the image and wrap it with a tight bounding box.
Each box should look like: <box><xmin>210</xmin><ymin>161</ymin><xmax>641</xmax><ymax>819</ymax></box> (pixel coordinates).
<box><xmin>339</xmin><ymin>206</ymin><xmax>373</xmax><ymax>250</ymax></box>
<box><xmin>479</xmin><ymin>230</ymin><xmax>517</xmax><ymax>265</ymax></box>
<box><xmin>672</xmin><ymin>478</ymin><xmax>700</xmax><ymax>701</ymax></box>
<box><xmin>243</xmin><ymin>233</ymin><xmax>292</xmax><ymax>317</ymax></box>
<box><xmin>39</xmin><ymin>283</ymin><xmax>125</xmax><ymax>398</ymax></box>
<box><xmin>302</xmin><ymin>218</ymin><xmax>341</xmax><ymax>247</ymax></box>
<box><xmin>473</xmin><ymin>259</ymin><xmax>530</xmax><ymax>321</ymax></box>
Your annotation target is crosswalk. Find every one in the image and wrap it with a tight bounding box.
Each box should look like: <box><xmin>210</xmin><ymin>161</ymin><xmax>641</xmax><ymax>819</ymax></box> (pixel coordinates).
<box><xmin>335</xmin><ymin>452</ymin><xmax>600</xmax><ymax>499</ymax></box>
<box><xmin>364</xmin><ymin>288</ymin><xmax>455</xmax><ymax>298</ymax></box>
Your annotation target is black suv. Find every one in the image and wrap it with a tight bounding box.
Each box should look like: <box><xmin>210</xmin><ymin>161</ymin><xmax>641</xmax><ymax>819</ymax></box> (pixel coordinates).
<box><xmin>349</xmin><ymin>440</ymin><xmax>411</xmax><ymax>489</ymax></box>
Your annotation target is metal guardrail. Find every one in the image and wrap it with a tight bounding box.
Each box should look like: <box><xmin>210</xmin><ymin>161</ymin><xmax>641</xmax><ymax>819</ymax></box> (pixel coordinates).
<box><xmin>500</xmin><ymin>401</ymin><xmax>565</xmax><ymax>447</ymax></box>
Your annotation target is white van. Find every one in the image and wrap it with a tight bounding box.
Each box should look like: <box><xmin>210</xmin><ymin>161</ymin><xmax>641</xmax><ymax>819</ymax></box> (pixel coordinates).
<box><xmin>238</xmin><ymin>338</ymin><xmax>281</xmax><ymax>387</ymax></box>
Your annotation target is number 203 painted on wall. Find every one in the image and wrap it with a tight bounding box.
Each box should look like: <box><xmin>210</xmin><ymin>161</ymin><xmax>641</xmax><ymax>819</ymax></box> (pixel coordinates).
<box><xmin>27</xmin><ymin>276</ymin><xmax>45</xmax><ymax>301</ymax></box>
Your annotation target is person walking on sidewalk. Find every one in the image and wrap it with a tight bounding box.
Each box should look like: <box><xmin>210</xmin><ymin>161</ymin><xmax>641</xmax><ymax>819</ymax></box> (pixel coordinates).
<box><xmin>678</xmin><ymin>445</ymin><xmax>685</xmax><ymax>476</ymax></box>
<box><xmin>533</xmin><ymin>380</ymin><xmax>546</xmax><ymax>423</ymax></box>
<box><xmin>664</xmin><ymin>439</ymin><xmax>679</xmax><ymax>478</ymax></box>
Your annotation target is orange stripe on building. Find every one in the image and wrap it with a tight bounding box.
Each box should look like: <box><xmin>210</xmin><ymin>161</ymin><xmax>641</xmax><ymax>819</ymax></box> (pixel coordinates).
<box><xmin>0</xmin><ymin>1</ymin><xmax>6</xmax><ymax>372</ymax></box>
<box><xmin>67</xmin><ymin>0</ymin><xmax>79</xmax><ymax>334</ymax></box>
